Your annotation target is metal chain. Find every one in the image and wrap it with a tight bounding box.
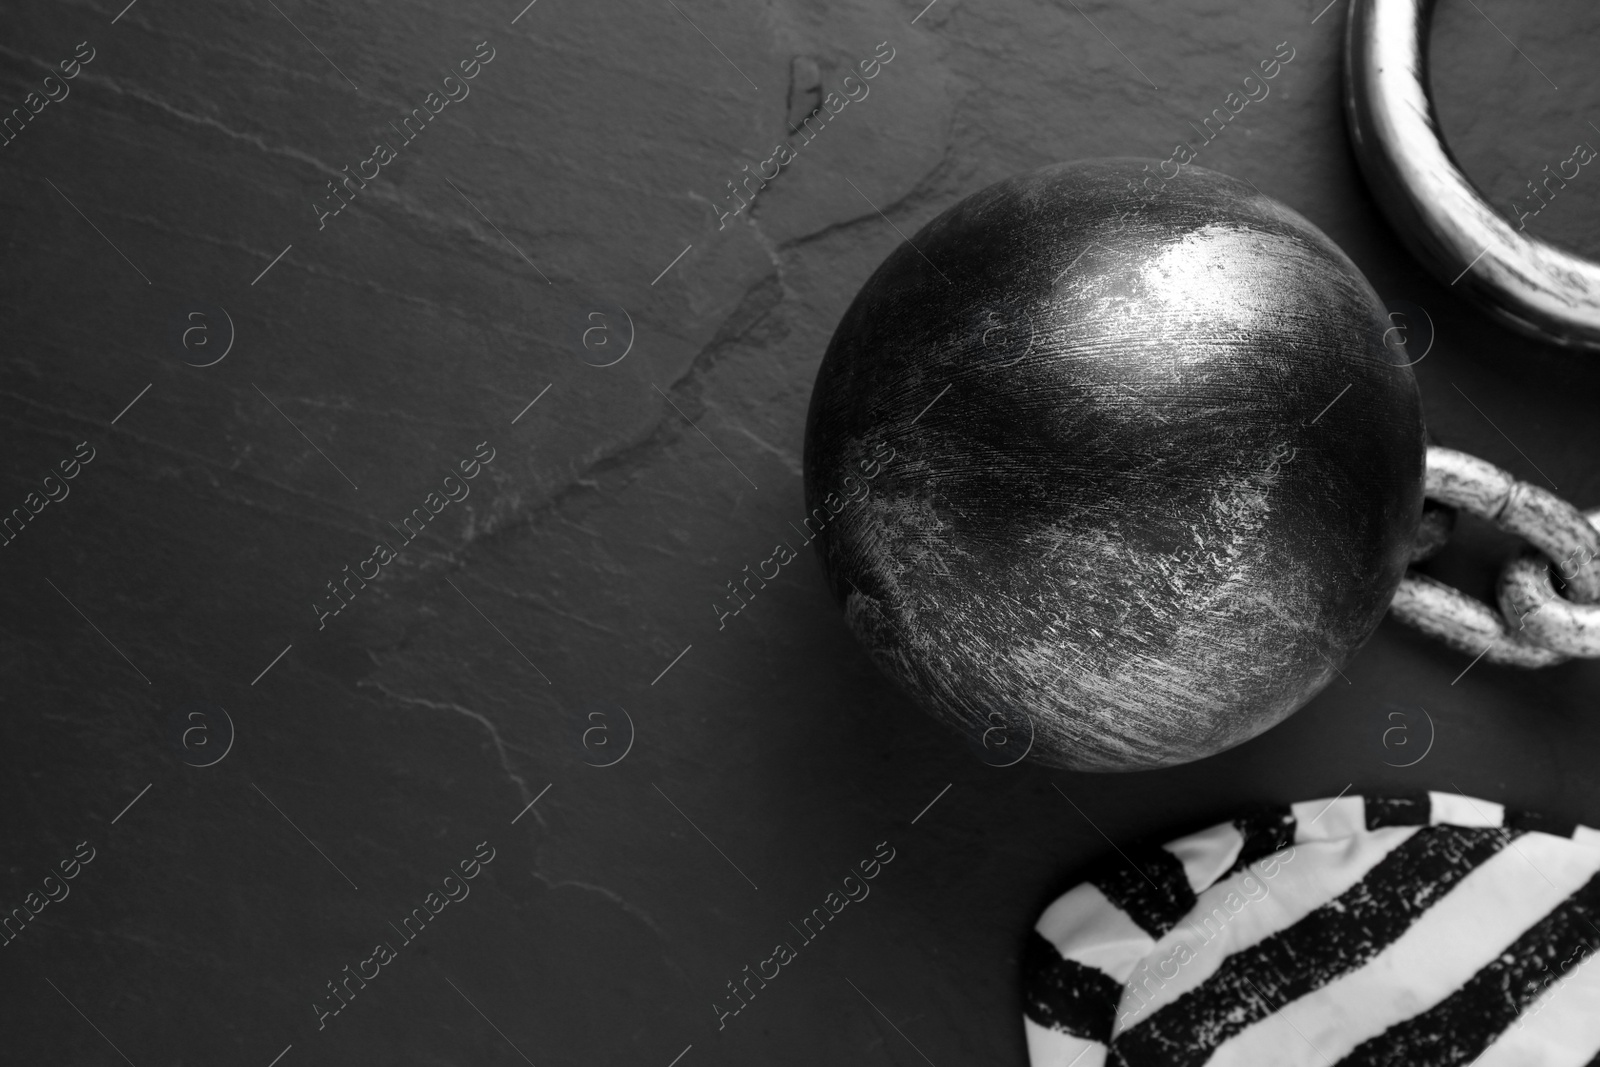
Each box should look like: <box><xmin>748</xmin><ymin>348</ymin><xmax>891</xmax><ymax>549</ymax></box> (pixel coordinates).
<box><xmin>1388</xmin><ymin>447</ymin><xmax>1600</xmax><ymax>667</ymax></box>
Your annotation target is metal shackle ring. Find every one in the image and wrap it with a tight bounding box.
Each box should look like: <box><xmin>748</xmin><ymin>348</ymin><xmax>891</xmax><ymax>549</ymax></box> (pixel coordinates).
<box><xmin>1345</xmin><ymin>0</ymin><xmax>1600</xmax><ymax>350</ymax></box>
<box><xmin>1388</xmin><ymin>447</ymin><xmax>1600</xmax><ymax>666</ymax></box>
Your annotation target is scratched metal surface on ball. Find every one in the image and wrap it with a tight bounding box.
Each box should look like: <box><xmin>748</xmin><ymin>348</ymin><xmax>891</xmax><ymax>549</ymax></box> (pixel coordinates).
<box><xmin>804</xmin><ymin>160</ymin><xmax>1426</xmax><ymax>771</ymax></box>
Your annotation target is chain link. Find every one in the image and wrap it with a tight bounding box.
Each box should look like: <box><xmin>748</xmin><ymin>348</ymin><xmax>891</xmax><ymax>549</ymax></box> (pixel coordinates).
<box><xmin>1388</xmin><ymin>447</ymin><xmax>1600</xmax><ymax>667</ymax></box>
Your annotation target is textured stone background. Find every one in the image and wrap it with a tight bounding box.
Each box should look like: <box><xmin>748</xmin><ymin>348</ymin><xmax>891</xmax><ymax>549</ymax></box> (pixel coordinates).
<box><xmin>2</xmin><ymin>0</ymin><xmax>1599</xmax><ymax>1063</ymax></box>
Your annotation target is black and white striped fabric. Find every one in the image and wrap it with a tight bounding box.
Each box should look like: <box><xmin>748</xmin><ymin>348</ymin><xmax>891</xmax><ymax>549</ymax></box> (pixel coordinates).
<box><xmin>1025</xmin><ymin>792</ymin><xmax>1600</xmax><ymax>1066</ymax></box>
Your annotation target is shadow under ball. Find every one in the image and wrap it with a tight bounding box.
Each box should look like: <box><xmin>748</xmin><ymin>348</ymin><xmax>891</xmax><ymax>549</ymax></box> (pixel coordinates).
<box><xmin>803</xmin><ymin>159</ymin><xmax>1425</xmax><ymax>772</ymax></box>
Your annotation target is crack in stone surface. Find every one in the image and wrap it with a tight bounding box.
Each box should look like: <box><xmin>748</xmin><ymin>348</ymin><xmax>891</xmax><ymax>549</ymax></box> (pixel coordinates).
<box><xmin>530</xmin><ymin>873</ymin><xmax>669</xmax><ymax>942</ymax></box>
<box><xmin>359</xmin><ymin>678</ymin><xmax>544</xmax><ymax>830</ymax></box>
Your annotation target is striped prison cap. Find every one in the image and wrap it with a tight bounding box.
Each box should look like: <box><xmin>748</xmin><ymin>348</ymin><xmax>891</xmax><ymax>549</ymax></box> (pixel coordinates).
<box><xmin>1025</xmin><ymin>791</ymin><xmax>1600</xmax><ymax>1066</ymax></box>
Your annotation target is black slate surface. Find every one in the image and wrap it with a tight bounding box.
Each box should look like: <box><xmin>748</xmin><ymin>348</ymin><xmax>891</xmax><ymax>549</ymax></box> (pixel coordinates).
<box><xmin>2</xmin><ymin>0</ymin><xmax>1599</xmax><ymax>1064</ymax></box>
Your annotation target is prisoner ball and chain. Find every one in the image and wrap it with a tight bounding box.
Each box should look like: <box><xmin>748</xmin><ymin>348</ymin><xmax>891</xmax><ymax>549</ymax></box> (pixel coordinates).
<box><xmin>1391</xmin><ymin>447</ymin><xmax>1600</xmax><ymax>666</ymax></box>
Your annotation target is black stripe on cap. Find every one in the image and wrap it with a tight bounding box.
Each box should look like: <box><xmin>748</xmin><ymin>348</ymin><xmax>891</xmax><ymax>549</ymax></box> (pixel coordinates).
<box><xmin>1221</xmin><ymin>806</ymin><xmax>1297</xmax><ymax>882</ymax></box>
<box><xmin>1364</xmin><ymin>794</ymin><xmax>1431</xmax><ymax>830</ymax></box>
<box><xmin>1089</xmin><ymin>845</ymin><xmax>1196</xmax><ymax>940</ymax></box>
<box><xmin>1332</xmin><ymin>866</ymin><xmax>1600</xmax><ymax>1066</ymax></box>
<box><xmin>1505</xmin><ymin>807</ymin><xmax>1578</xmax><ymax>839</ymax></box>
<box><xmin>1022</xmin><ymin>930</ymin><xmax>1122</xmax><ymax>1043</ymax></box>
<box><xmin>1109</xmin><ymin>825</ymin><xmax>1519</xmax><ymax>1067</ymax></box>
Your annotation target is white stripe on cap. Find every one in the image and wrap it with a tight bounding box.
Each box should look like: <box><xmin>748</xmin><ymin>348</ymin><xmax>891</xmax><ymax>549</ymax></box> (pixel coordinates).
<box><xmin>1571</xmin><ymin>825</ymin><xmax>1600</xmax><ymax>849</ymax></box>
<box><xmin>1036</xmin><ymin>882</ymin><xmax>1156</xmax><ymax>982</ymax></box>
<box><xmin>1205</xmin><ymin>830</ymin><xmax>1600</xmax><ymax>1067</ymax></box>
<box><xmin>1023</xmin><ymin>1016</ymin><xmax>1105</xmax><ymax>1067</ymax></box>
<box><xmin>1110</xmin><ymin>827</ymin><xmax>1419</xmax><ymax>1029</ymax></box>
<box><xmin>1429</xmin><ymin>790</ymin><xmax>1505</xmax><ymax>827</ymax></box>
<box><xmin>1291</xmin><ymin>795</ymin><xmax>1365</xmax><ymax>841</ymax></box>
<box><xmin>1162</xmin><ymin>821</ymin><xmax>1244</xmax><ymax>894</ymax></box>
<box><xmin>1474</xmin><ymin>943</ymin><xmax>1600</xmax><ymax>1067</ymax></box>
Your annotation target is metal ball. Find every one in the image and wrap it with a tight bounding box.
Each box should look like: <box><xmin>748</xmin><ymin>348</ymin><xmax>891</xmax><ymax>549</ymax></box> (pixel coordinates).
<box><xmin>803</xmin><ymin>159</ymin><xmax>1425</xmax><ymax>772</ymax></box>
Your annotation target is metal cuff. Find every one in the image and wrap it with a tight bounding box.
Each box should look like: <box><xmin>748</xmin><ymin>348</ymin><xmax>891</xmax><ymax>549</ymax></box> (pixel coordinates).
<box><xmin>1345</xmin><ymin>0</ymin><xmax>1600</xmax><ymax>350</ymax></box>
